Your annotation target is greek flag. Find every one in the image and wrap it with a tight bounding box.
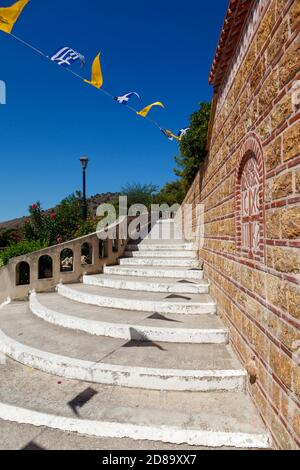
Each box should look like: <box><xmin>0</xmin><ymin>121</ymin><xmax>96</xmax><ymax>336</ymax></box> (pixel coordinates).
<box><xmin>178</xmin><ymin>128</ymin><xmax>190</xmax><ymax>139</ymax></box>
<box><xmin>114</xmin><ymin>92</ymin><xmax>140</xmax><ymax>105</ymax></box>
<box><xmin>50</xmin><ymin>47</ymin><xmax>85</xmax><ymax>68</ymax></box>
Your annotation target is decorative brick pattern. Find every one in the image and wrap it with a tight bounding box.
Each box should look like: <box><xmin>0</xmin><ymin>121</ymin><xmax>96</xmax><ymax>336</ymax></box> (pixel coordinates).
<box><xmin>236</xmin><ymin>134</ymin><xmax>265</xmax><ymax>262</ymax></box>
<box><xmin>182</xmin><ymin>0</ymin><xmax>300</xmax><ymax>449</ymax></box>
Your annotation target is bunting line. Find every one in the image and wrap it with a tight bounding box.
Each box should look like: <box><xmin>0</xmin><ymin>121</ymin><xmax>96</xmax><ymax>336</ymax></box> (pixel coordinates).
<box><xmin>1</xmin><ymin>0</ymin><xmax>188</xmax><ymax>142</ymax></box>
<box><xmin>9</xmin><ymin>32</ymin><xmax>164</xmax><ymax>132</ymax></box>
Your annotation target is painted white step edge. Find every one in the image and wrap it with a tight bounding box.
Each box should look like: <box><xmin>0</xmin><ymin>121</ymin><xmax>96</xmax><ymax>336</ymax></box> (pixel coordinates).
<box><xmin>124</xmin><ymin>251</ymin><xmax>198</xmax><ymax>259</ymax></box>
<box><xmin>30</xmin><ymin>293</ymin><xmax>228</xmax><ymax>344</ymax></box>
<box><xmin>104</xmin><ymin>265</ymin><xmax>204</xmax><ymax>280</ymax></box>
<box><xmin>0</xmin><ymin>403</ymin><xmax>271</xmax><ymax>449</ymax></box>
<box><xmin>83</xmin><ymin>274</ymin><xmax>209</xmax><ymax>294</ymax></box>
<box><xmin>127</xmin><ymin>244</ymin><xmax>195</xmax><ymax>251</ymax></box>
<box><xmin>0</xmin><ymin>330</ymin><xmax>246</xmax><ymax>392</ymax></box>
<box><xmin>57</xmin><ymin>284</ymin><xmax>217</xmax><ymax>315</ymax></box>
<box><xmin>119</xmin><ymin>258</ymin><xmax>199</xmax><ymax>267</ymax></box>
<box><xmin>156</xmin><ymin>218</ymin><xmax>175</xmax><ymax>223</ymax></box>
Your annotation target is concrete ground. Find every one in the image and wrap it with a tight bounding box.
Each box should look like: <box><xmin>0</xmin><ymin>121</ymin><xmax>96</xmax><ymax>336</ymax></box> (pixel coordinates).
<box><xmin>0</xmin><ymin>358</ymin><xmax>267</xmax><ymax>450</ymax></box>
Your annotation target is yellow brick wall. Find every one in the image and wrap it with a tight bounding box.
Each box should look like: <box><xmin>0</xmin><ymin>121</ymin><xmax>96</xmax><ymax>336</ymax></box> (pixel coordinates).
<box><xmin>182</xmin><ymin>0</ymin><xmax>300</xmax><ymax>449</ymax></box>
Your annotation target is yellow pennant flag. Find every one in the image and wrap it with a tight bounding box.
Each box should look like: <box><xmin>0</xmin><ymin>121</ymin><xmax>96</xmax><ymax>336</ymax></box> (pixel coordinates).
<box><xmin>0</xmin><ymin>0</ymin><xmax>29</xmax><ymax>34</ymax></box>
<box><xmin>166</xmin><ymin>129</ymin><xmax>180</xmax><ymax>141</ymax></box>
<box><xmin>84</xmin><ymin>52</ymin><xmax>103</xmax><ymax>89</ymax></box>
<box><xmin>137</xmin><ymin>101</ymin><xmax>164</xmax><ymax>118</ymax></box>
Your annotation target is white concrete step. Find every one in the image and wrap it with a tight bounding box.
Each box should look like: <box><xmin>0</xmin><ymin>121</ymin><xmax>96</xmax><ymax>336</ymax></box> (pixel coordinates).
<box><xmin>142</xmin><ymin>220</ymin><xmax>184</xmax><ymax>241</ymax></box>
<box><xmin>104</xmin><ymin>265</ymin><xmax>204</xmax><ymax>280</ymax></box>
<box><xmin>0</xmin><ymin>302</ymin><xmax>245</xmax><ymax>392</ymax></box>
<box><xmin>83</xmin><ymin>273</ymin><xmax>209</xmax><ymax>294</ymax></box>
<box><xmin>30</xmin><ymin>292</ymin><xmax>228</xmax><ymax>344</ymax></box>
<box><xmin>130</xmin><ymin>238</ymin><xmax>190</xmax><ymax>245</ymax></box>
<box><xmin>0</xmin><ymin>418</ymin><xmax>270</xmax><ymax>450</ymax></box>
<box><xmin>0</xmin><ymin>359</ymin><xmax>271</xmax><ymax>449</ymax></box>
<box><xmin>119</xmin><ymin>257</ymin><xmax>199</xmax><ymax>267</ymax></box>
<box><xmin>127</xmin><ymin>243</ymin><xmax>195</xmax><ymax>251</ymax></box>
<box><xmin>156</xmin><ymin>218</ymin><xmax>176</xmax><ymax>222</ymax></box>
<box><xmin>124</xmin><ymin>251</ymin><xmax>198</xmax><ymax>259</ymax></box>
<box><xmin>57</xmin><ymin>283</ymin><xmax>217</xmax><ymax>315</ymax></box>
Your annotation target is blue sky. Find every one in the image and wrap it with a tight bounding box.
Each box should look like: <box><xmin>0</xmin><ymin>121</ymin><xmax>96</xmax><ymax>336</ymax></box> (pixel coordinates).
<box><xmin>0</xmin><ymin>0</ymin><xmax>228</xmax><ymax>221</ymax></box>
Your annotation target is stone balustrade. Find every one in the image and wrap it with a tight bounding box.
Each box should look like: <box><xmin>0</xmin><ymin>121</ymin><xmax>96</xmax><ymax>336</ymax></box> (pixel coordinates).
<box><xmin>0</xmin><ymin>216</ymin><xmax>132</xmax><ymax>303</ymax></box>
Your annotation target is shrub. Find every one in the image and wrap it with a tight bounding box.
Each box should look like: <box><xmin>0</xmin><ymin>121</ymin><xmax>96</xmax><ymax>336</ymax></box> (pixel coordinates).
<box><xmin>0</xmin><ymin>228</ymin><xmax>22</xmax><ymax>248</ymax></box>
<box><xmin>23</xmin><ymin>193</ymin><xmax>84</xmax><ymax>246</ymax></box>
<box><xmin>0</xmin><ymin>240</ymin><xmax>47</xmax><ymax>267</ymax></box>
<box><xmin>22</xmin><ymin>202</ymin><xmax>59</xmax><ymax>246</ymax></box>
<box><xmin>73</xmin><ymin>218</ymin><xmax>99</xmax><ymax>238</ymax></box>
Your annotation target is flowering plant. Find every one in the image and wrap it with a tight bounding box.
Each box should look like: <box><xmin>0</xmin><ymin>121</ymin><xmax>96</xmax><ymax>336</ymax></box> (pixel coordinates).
<box><xmin>23</xmin><ymin>202</ymin><xmax>61</xmax><ymax>246</ymax></box>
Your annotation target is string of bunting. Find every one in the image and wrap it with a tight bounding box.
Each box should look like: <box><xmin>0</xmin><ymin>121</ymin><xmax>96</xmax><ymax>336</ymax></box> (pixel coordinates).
<box><xmin>0</xmin><ymin>0</ymin><xmax>190</xmax><ymax>142</ymax></box>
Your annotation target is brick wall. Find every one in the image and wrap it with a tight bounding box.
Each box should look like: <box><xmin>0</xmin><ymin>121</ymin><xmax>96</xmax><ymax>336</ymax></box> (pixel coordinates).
<box><xmin>182</xmin><ymin>0</ymin><xmax>300</xmax><ymax>449</ymax></box>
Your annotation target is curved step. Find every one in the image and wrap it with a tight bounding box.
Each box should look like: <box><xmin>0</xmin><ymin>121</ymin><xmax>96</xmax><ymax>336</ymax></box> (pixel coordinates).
<box><xmin>124</xmin><ymin>251</ymin><xmax>198</xmax><ymax>259</ymax></box>
<box><xmin>119</xmin><ymin>258</ymin><xmax>199</xmax><ymax>267</ymax></box>
<box><xmin>83</xmin><ymin>273</ymin><xmax>209</xmax><ymax>294</ymax></box>
<box><xmin>57</xmin><ymin>283</ymin><xmax>217</xmax><ymax>315</ymax></box>
<box><xmin>30</xmin><ymin>292</ymin><xmax>228</xmax><ymax>344</ymax></box>
<box><xmin>104</xmin><ymin>265</ymin><xmax>204</xmax><ymax>280</ymax></box>
<box><xmin>0</xmin><ymin>359</ymin><xmax>270</xmax><ymax>449</ymax></box>
<box><xmin>0</xmin><ymin>302</ymin><xmax>245</xmax><ymax>392</ymax></box>
<box><xmin>127</xmin><ymin>243</ymin><xmax>195</xmax><ymax>251</ymax></box>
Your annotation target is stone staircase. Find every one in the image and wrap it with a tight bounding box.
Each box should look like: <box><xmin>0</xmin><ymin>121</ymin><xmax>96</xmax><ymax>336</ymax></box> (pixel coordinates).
<box><xmin>0</xmin><ymin>220</ymin><xmax>271</xmax><ymax>449</ymax></box>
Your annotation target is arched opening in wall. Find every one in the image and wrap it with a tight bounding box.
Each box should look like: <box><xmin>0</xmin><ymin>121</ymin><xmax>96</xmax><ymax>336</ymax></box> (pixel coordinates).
<box><xmin>60</xmin><ymin>249</ymin><xmax>74</xmax><ymax>272</ymax></box>
<box><xmin>112</xmin><ymin>238</ymin><xmax>118</xmax><ymax>253</ymax></box>
<box><xmin>38</xmin><ymin>255</ymin><xmax>53</xmax><ymax>279</ymax></box>
<box><xmin>16</xmin><ymin>262</ymin><xmax>30</xmax><ymax>286</ymax></box>
<box><xmin>236</xmin><ymin>135</ymin><xmax>265</xmax><ymax>263</ymax></box>
<box><xmin>99</xmin><ymin>240</ymin><xmax>107</xmax><ymax>258</ymax></box>
<box><xmin>81</xmin><ymin>243</ymin><xmax>93</xmax><ymax>265</ymax></box>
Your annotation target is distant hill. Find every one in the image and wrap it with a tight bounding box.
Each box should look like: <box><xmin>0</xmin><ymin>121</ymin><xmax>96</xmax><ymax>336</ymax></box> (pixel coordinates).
<box><xmin>88</xmin><ymin>192</ymin><xmax>118</xmax><ymax>215</ymax></box>
<box><xmin>0</xmin><ymin>192</ymin><xmax>118</xmax><ymax>231</ymax></box>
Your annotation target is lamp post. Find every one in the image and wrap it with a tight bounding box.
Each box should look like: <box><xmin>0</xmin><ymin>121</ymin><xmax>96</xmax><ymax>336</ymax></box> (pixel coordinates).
<box><xmin>80</xmin><ymin>156</ymin><xmax>89</xmax><ymax>222</ymax></box>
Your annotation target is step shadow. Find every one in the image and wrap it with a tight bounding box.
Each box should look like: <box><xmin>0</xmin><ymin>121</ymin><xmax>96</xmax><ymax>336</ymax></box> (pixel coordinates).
<box><xmin>123</xmin><ymin>336</ymin><xmax>166</xmax><ymax>351</ymax></box>
<box><xmin>67</xmin><ymin>387</ymin><xmax>98</xmax><ymax>417</ymax></box>
<box><xmin>165</xmin><ymin>294</ymin><xmax>191</xmax><ymax>301</ymax></box>
<box><xmin>21</xmin><ymin>441</ymin><xmax>46</xmax><ymax>450</ymax></box>
<box><xmin>177</xmin><ymin>279</ymin><xmax>196</xmax><ymax>284</ymax></box>
<box><xmin>148</xmin><ymin>313</ymin><xmax>181</xmax><ymax>323</ymax></box>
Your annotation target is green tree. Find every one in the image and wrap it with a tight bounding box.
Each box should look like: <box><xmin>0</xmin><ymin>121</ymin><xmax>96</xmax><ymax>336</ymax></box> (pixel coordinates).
<box><xmin>113</xmin><ymin>183</ymin><xmax>159</xmax><ymax>213</ymax></box>
<box><xmin>155</xmin><ymin>180</ymin><xmax>185</xmax><ymax>206</ymax></box>
<box><xmin>55</xmin><ymin>191</ymin><xmax>83</xmax><ymax>241</ymax></box>
<box><xmin>174</xmin><ymin>102</ymin><xmax>211</xmax><ymax>190</ymax></box>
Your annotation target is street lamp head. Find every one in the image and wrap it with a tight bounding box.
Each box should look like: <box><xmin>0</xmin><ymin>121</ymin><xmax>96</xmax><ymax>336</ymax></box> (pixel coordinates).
<box><xmin>80</xmin><ymin>156</ymin><xmax>89</xmax><ymax>170</ymax></box>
